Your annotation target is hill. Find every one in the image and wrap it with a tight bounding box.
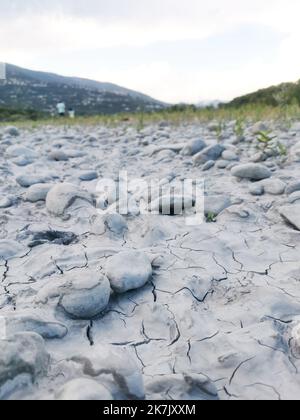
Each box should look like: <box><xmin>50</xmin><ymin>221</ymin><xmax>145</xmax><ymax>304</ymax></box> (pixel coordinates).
<box><xmin>0</xmin><ymin>64</ymin><xmax>166</xmax><ymax>116</ymax></box>
<box><xmin>228</xmin><ymin>81</ymin><xmax>300</xmax><ymax>108</ymax></box>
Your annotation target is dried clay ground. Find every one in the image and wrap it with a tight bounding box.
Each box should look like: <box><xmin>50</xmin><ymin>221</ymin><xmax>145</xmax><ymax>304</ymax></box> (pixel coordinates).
<box><xmin>1</xmin><ymin>115</ymin><xmax>300</xmax><ymax>400</ymax></box>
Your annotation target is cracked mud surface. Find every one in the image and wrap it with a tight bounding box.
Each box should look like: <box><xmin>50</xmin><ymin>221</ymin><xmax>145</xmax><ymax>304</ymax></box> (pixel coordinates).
<box><xmin>1</xmin><ymin>121</ymin><xmax>300</xmax><ymax>400</ymax></box>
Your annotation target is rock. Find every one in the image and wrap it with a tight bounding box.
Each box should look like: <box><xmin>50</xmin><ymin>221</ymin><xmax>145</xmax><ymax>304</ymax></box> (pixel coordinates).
<box><xmin>0</xmin><ymin>197</ymin><xmax>12</xmax><ymax>209</ymax></box>
<box><xmin>207</xmin><ymin>122</ymin><xmax>219</xmax><ymax>132</ymax></box>
<box><xmin>249</xmin><ymin>184</ymin><xmax>264</xmax><ymax>196</ymax></box>
<box><xmin>64</xmin><ymin>149</ymin><xmax>86</xmax><ymax>158</ymax></box>
<box><xmin>12</xmin><ymin>157</ymin><xmax>34</xmax><ymax>167</ymax></box>
<box><xmin>48</xmin><ymin>150</ymin><xmax>69</xmax><ymax>162</ymax></box>
<box><xmin>232</xmin><ymin>135</ymin><xmax>245</xmax><ymax>145</ymax></box>
<box><xmin>251</xmin><ymin>152</ymin><xmax>266</xmax><ymax>163</ymax></box>
<box><xmin>231</xmin><ymin>163</ymin><xmax>271</xmax><ymax>180</ymax></box>
<box><xmin>6</xmin><ymin>145</ymin><xmax>37</xmax><ymax>159</ymax></box>
<box><xmin>265</xmin><ymin>161</ymin><xmax>277</xmax><ymax>169</ymax></box>
<box><xmin>205</xmin><ymin>196</ymin><xmax>233</xmax><ymax>216</ymax></box>
<box><xmin>259</xmin><ymin>179</ymin><xmax>286</xmax><ymax>195</ymax></box>
<box><xmin>59</xmin><ymin>270</ymin><xmax>111</xmax><ymax>319</ymax></box>
<box><xmin>279</xmin><ymin>205</ymin><xmax>300</xmax><ymax>230</ymax></box>
<box><xmin>0</xmin><ymin>333</ymin><xmax>49</xmax><ymax>396</ymax></box>
<box><xmin>56</xmin><ymin>379</ymin><xmax>112</xmax><ymax>401</ymax></box>
<box><xmin>286</xmin><ymin>181</ymin><xmax>300</xmax><ymax>195</ymax></box>
<box><xmin>182</xmin><ymin>139</ymin><xmax>207</xmax><ymax>156</ymax></box>
<box><xmin>106</xmin><ymin>251</ymin><xmax>152</xmax><ymax>293</ymax></box>
<box><xmin>202</xmin><ymin>161</ymin><xmax>215</xmax><ymax>171</ymax></box>
<box><xmin>216</xmin><ymin>160</ymin><xmax>230</xmax><ymax>169</ymax></box>
<box><xmin>145</xmin><ymin>374</ymin><xmax>219</xmax><ymax>400</ymax></box>
<box><xmin>194</xmin><ymin>145</ymin><xmax>225</xmax><ymax>165</ymax></box>
<box><xmin>4</xmin><ymin>126</ymin><xmax>20</xmax><ymax>137</ymax></box>
<box><xmin>16</xmin><ymin>175</ymin><xmax>48</xmax><ymax>188</ymax></box>
<box><xmin>288</xmin><ymin>191</ymin><xmax>300</xmax><ymax>204</ymax></box>
<box><xmin>79</xmin><ymin>171</ymin><xmax>98</xmax><ymax>181</ymax></box>
<box><xmin>24</xmin><ymin>184</ymin><xmax>52</xmax><ymax>202</ymax></box>
<box><xmin>104</xmin><ymin>214</ymin><xmax>128</xmax><ymax>235</ymax></box>
<box><xmin>222</xmin><ymin>150</ymin><xmax>239</xmax><ymax>161</ymax></box>
<box><xmin>227</xmin><ymin>162</ymin><xmax>239</xmax><ymax>170</ymax></box>
<box><xmin>5</xmin><ymin>314</ymin><xmax>68</xmax><ymax>339</ymax></box>
<box><xmin>155</xmin><ymin>149</ymin><xmax>176</xmax><ymax>161</ymax></box>
<box><xmin>46</xmin><ymin>183</ymin><xmax>94</xmax><ymax>216</ymax></box>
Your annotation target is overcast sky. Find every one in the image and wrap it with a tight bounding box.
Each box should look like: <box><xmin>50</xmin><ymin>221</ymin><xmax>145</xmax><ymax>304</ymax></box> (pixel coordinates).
<box><xmin>1</xmin><ymin>0</ymin><xmax>299</xmax><ymax>103</ymax></box>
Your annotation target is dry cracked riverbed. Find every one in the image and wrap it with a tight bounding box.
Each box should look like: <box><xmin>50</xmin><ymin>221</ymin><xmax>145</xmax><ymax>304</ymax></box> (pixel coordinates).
<box><xmin>1</xmin><ymin>120</ymin><xmax>300</xmax><ymax>400</ymax></box>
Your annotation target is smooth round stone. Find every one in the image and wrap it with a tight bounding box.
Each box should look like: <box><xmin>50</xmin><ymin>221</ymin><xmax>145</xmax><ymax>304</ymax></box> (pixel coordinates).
<box><xmin>222</xmin><ymin>150</ymin><xmax>239</xmax><ymax>161</ymax></box>
<box><xmin>48</xmin><ymin>150</ymin><xmax>69</xmax><ymax>162</ymax></box>
<box><xmin>59</xmin><ymin>271</ymin><xmax>111</xmax><ymax>319</ymax></box>
<box><xmin>24</xmin><ymin>184</ymin><xmax>53</xmax><ymax>203</ymax></box>
<box><xmin>155</xmin><ymin>150</ymin><xmax>176</xmax><ymax>161</ymax></box>
<box><xmin>64</xmin><ymin>149</ymin><xmax>86</xmax><ymax>158</ymax></box>
<box><xmin>265</xmin><ymin>161</ymin><xmax>277</xmax><ymax>169</ymax></box>
<box><xmin>6</xmin><ymin>314</ymin><xmax>68</xmax><ymax>340</ymax></box>
<box><xmin>6</xmin><ymin>145</ymin><xmax>37</xmax><ymax>159</ymax></box>
<box><xmin>231</xmin><ymin>163</ymin><xmax>271</xmax><ymax>180</ymax></box>
<box><xmin>106</xmin><ymin>251</ymin><xmax>152</xmax><ymax>293</ymax></box>
<box><xmin>227</xmin><ymin>162</ymin><xmax>239</xmax><ymax>171</ymax></box>
<box><xmin>0</xmin><ymin>197</ymin><xmax>12</xmax><ymax>209</ymax></box>
<box><xmin>288</xmin><ymin>191</ymin><xmax>300</xmax><ymax>204</ymax></box>
<box><xmin>207</xmin><ymin>122</ymin><xmax>219</xmax><ymax>132</ymax></box>
<box><xmin>194</xmin><ymin>145</ymin><xmax>226</xmax><ymax>165</ymax></box>
<box><xmin>79</xmin><ymin>171</ymin><xmax>98</xmax><ymax>181</ymax></box>
<box><xmin>181</xmin><ymin>139</ymin><xmax>207</xmax><ymax>156</ymax></box>
<box><xmin>216</xmin><ymin>160</ymin><xmax>230</xmax><ymax>169</ymax></box>
<box><xmin>56</xmin><ymin>379</ymin><xmax>112</xmax><ymax>401</ymax></box>
<box><xmin>260</xmin><ymin>179</ymin><xmax>286</xmax><ymax>195</ymax></box>
<box><xmin>16</xmin><ymin>175</ymin><xmax>48</xmax><ymax>188</ymax></box>
<box><xmin>4</xmin><ymin>126</ymin><xmax>20</xmax><ymax>137</ymax></box>
<box><xmin>249</xmin><ymin>184</ymin><xmax>264</xmax><ymax>196</ymax></box>
<box><xmin>12</xmin><ymin>157</ymin><xmax>34</xmax><ymax>167</ymax></box>
<box><xmin>286</xmin><ymin>181</ymin><xmax>300</xmax><ymax>195</ymax></box>
<box><xmin>46</xmin><ymin>183</ymin><xmax>94</xmax><ymax>216</ymax></box>
<box><xmin>202</xmin><ymin>161</ymin><xmax>215</xmax><ymax>171</ymax></box>
<box><xmin>251</xmin><ymin>152</ymin><xmax>266</xmax><ymax>163</ymax></box>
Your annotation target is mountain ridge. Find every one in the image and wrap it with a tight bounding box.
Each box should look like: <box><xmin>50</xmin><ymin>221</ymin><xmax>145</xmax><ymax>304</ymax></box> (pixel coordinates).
<box><xmin>0</xmin><ymin>63</ymin><xmax>166</xmax><ymax>115</ymax></box>
<box><xmin>228</xmin><ymin>80</ymin><xmax>300</xmax><ymax>108</ymax></box>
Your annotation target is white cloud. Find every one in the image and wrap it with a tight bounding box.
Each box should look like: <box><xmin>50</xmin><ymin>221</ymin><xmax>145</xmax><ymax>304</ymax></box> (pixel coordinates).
<box><xmin>0</xmin><ymin>0</ymin><xmax>299</xmax><ymax>102</ymax></box>
<box><xmin>0</xmin><ymin>0</ymin><xmax>288</xmax><ymax>51</ymax></box>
